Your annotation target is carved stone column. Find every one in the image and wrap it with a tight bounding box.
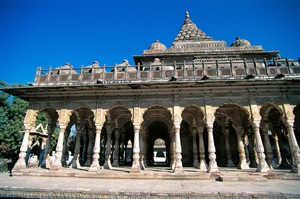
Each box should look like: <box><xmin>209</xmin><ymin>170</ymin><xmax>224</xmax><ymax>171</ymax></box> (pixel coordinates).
<box><xmin>81</xmin><ymin>131</ymin><xmax>88</xmax><ymax>163</ymax></box>
<box><xmin>262</xmin><ymin>125</ymin><xmax>273</xmax><ymax>168</ymax></box>
<box><xmin>51</xmin><ymin>124</ymin><xmax>67</xmax><ymax>170</ymax></box>
<box><xmin>272</xmin><ymin>133</ymin><xmax>282</xmax><ymax>165</ymax></box>
<box><xmin>235</xmin><ymin>127</ymin><xmax>249</xmax><ymax>169</ymax></box>
<box><xmin>198</xmin><ymin>127</ymin><xmax>207</xmax><ymax>171</ymax></box>
<box><xmin>13</xmin><ymin>125</ymin><xmax>32</xmax><ymax>170</ymax></box>
<box><xmin>72</xmin><ymin>125</ymin><xmax>82</xmax><ymax>169</ymax></box>
<box><xmin>224</xmin><ymin>128</ymin><xmax>235</xmax><ymax>167</ymax></box>
<box><xmin>38</xmin><ymin>136</ymin><xmax>47</xmax><ymax>167</ymax></box>
<box><xmin>139</xmin><ymin>131</ymin><xmax>146</xmax><ymax>170</ymax></box>
<box><xmin>286</xmin><ymin>121</ymin><xmax>300</xmax><ymax>173</ymax></box>
<box><xmin>192</xmin><ymin>128</ymin><xmax>199</xmax><ymax>168</ymax></box>
<box><xmin>104</xmin><ymin>125</ymin><xmax>112</xmax><ymax>169</ymax></box>
<box><xmin>120</xmin><ymin>133</ymin><xmax>125</xmax><ymax>164</ymax></box>
<box><xmin>130</xmin><ymin>124</ymin><xmax>141</xmax><ymax>173</ymax></box>
<box><xmin>170</xmin><ymin>133</ymin><xmax>175</xmax><ymax>170</ymax></box>
<box><xmin>84</xmin><ymin>128</ymin><xmax>94</xmax><ymax>166</ymax></box>
<box><xmin>253</xmin><ymin>122</ymin><xmax>270</xmax><ymax>172</ymax></box>
<box><xmin>41</xmin><ymin>124</ymin><xmax>54</xmax><ymax>168</ymax></box>
<box><xmin>61</xmin><ymin>129</ymin><xmax>70</xmax><ymax>166</ymax></box>
<box><xmin>112</xmin><ymin>130</ymin><xmax>120</xmax><ymax>167</ymax></box>
<box><xmin>248</xmin><ymin>132</ymin><xmax>258</xmax><ymax>168</ymax></box>
<box><xmin>207</xmin><ymin>122</ymin><xmax>219</xmax><ymax>172</ymax></box>
<box><xmin>173</xmin><ymin>123</ymin><xmax>184</xmax><ymax>173</ymax></box>
<box><xmin>25</xmin><ymin>135</ymin><xmax>34</xmax><ymax>166</ymax></box>
<box><xmin>89</xmin><ymin>124</ymin><xmax>102</xmax><ymax>172</ymax></box>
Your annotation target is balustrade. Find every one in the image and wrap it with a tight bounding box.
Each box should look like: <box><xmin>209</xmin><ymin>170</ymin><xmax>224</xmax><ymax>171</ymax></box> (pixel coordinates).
<box><xmin>33</xmin><ymin>58</ymin><xmax>300</xmax><ymax>86</ymax></box>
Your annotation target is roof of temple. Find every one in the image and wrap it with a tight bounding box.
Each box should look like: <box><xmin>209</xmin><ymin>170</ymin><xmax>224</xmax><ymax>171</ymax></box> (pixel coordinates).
<box><xmin>172</xmin><ymin>11</ymin><xmax>213</xmax><ymax>44</ymax></box>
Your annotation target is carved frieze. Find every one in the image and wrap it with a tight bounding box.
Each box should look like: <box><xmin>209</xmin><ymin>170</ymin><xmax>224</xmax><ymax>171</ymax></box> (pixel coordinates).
<box><xmin>209</xmin><ymin>97</ymin><xmax>247</xmax><ymax>107</ymax></box>
<box><xmin>179</xmin><ymin>98</ymin><xmax>204</xmax><ymax>107</ymax></box>
<box><xmin>255</xmin><ymin>97</ymin><xmax>283</xmax><ymax>106</ymax></box>
<box><xmin>102</xmin><ymin>100</ymin><xmax>133</xmax><ymax>109</ymax></box>
<box><xmin>140</xmin><ymin>99</ymin><xmax>173</xmax><ymax>108</ymax></box>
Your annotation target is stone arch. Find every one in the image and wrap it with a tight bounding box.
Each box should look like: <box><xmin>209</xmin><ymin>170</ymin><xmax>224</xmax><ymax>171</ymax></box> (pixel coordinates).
<box><xmin>103</xmin><ymin>105</ymin><xmax>133</xmax><ymax>168</ymax></box>
<box><xmin>214</xmin><ymin>103</ymin><xmax>251</xmax><ymax>168</ymax></box>
<box><xmin>216</xmin><ymin>102</ymin><xmax>251</xmax><ymax>128</ymax></box>
<box><xmin>142</xmin><ymin>104</ymin><xmax>172</xmax><ymax>119</ymax></box>
<box><xmin>30</xmin><ymin>106</ymin><xmax>59</xmax><ymax>168</ymax></box>
<box><xmin>260</xmin><ymin>102</ymin><xmax>292</xmax><ymax>168</ymax></box>
<box><xmin>260</xmin><ymin>102</ymin><xmax>285</xmax><ymax>123</ymax></box>
<box><xmin>141</xmin><ymin>105</ymin><xmax>173</xmax><ymax>167</ymax></box>
<box><xmin>36</xmin><ymin>106</ymin><xmax>59</xmax><ymax>125</ymax></box>
<box><xmin>180</xmin><ymin>105</ymin><xmax>205</xmax><ymax>167</ymax></box>
<box><xmin>65</xmin><ymin>106</ymin><xmax>95</xmax><ymax>168</ymax></box>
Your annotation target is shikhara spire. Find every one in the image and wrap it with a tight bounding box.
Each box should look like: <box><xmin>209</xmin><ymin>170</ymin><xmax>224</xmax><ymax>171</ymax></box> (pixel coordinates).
<box><xmin>172</xmin><ymin>11</ymin><xmax>213</xmax><ymax>44</ymax></box>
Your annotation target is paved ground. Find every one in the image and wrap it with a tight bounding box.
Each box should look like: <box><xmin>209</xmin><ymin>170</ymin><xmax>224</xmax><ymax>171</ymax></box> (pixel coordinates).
<box><xmin>1</xmin><ymin>167</ymin><xmax>300</xmax><ymax>198</ymax></box>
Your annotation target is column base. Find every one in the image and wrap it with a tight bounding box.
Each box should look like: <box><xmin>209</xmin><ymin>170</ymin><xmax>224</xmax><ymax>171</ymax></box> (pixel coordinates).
<box><xmin>291</xmin><ymin>167</ymin><xmax>300</xmax><ymax>173</ymax></box>
<box><xmin>198</xmin><ymin>160</ymin><xmax>207</xmax><ymax>171</ymax></box>
<box><xmin>173</xmin><ymin>166</ymin><xmax>184</xmax><ymax>173</ymax></box>
<box><xmin>237</xmin><ymin>160</ymin><xmax>250</xmax><ymax>169</ymax></box>
<box><xmin>84</xmin><ymin>160</ymin><xmax>91</xmax><ymax>167</ymax></box>
<box><xmin>250</xmin><ymin>160</ymin><xmax>258</xmax><ymax>168</ymax></box>
<box><xmin>227</xmin><ymin>160</ymin><xmax>235</xmax><ymax>167</ymax></box>
<box><xmin>72</xmin><ymin>160</ymin><xmax>81</xmax><ymax>169</ymax></box>
<box><xmin>140</xmin><ymin>160</ymin><xmax>145</xmax><ymax>170</ymax></box>
<box><xmin>130</xmin><ymin>167</ymin><xmax>141</xmax><ymax>173</ymax></box>
<box><xmin>193</xmin><ymin>160</ymin><xmax>199</xmax><ymax>168</ymax></box>
<box><xmin>103</xmin><ymin>160</ymin><xmax>112</xmax><ymax>169</ymax></box>
<box><xmin>88</xmin><ymin>165</ymin><xmax>102</xmax><ymax>172</ymax></box>
<box><xmin>49</xmin><ymin>165</ymin><xmax>62</xmax><ymax>171</ymax></box>
<box><xmin>208</xmin><ymin>161</ymin><xmax>219</xmax><ymax>173</ymax></box>
<box><xmin>112</xmin><ymin>161</ymin><xmax>119</xmax><ymax>167</ymax></box>
<box><xmin>88</xmin><ymin>159</ymin><xmax>101</xmax><ymax>172</ymax></box>
<box><xmin>40</xmin><ymin>158</ymin><xmax>51</xmax><ymax>169</ymax></box>
<box><xmin>12</xmin><ymin>164</ymin><xmax>26</xmax><ymax>171</ymax></box>
<box><xmin>256</xmin><ymin>163</ymin><xmax>270</xmax><ymax>172</ymax></box>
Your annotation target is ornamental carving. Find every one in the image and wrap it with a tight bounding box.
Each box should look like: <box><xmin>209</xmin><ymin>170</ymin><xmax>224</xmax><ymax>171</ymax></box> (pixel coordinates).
<box><xmin>179</xmin><ymin>98</ymin><xmax>204</xmax><ymax>107</ymax></box>
<box><xmin>103</xmin><ymin>100</ymin><xmax>133</xmax><ymax>109</ymax></box>
<box><xmin>255</xmin><ymin>97</ymin><xmax>282</xmax><ymax>106</ymax></box>
<box><xmin>140</xmin><ymin>99</ymin><xmax>172</xmax><ymax>108</ymax></box>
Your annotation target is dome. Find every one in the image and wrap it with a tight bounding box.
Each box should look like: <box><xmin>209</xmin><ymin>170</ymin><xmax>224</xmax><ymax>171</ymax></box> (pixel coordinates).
<box><xmin>148</xmin><ymin>40</ymin><xmax>167</xmax><ymax>51</ymax></box>
<box><xmin>230</xmin><ymin>37</ymin><xmax>251</xmax><ymax>47</ymax></box>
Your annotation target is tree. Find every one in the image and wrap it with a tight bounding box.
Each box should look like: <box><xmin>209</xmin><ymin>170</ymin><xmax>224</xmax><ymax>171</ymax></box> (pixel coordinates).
<box><xmin>0</xmin><ymin>81</ymin><xmax>29</xmax><ymax>171</ymax></box>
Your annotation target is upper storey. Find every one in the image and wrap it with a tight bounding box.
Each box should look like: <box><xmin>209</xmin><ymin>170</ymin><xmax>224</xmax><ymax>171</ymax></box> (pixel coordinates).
<box><xmin>140</xmin><ymin>11</ymin><xmax>265</xmax><ymax>58</ymax></box>
<box><xmin>27</xmin><ymin>11</ymin><xmax>300</xmax><ymax>87</ymax></box>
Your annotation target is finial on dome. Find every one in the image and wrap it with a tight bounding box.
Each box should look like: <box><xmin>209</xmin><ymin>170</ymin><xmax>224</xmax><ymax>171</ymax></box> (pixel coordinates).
<box><xmin>186</xmin><ymin>11</ymin><xmax>190</xmax><ymax>19</ymax></box>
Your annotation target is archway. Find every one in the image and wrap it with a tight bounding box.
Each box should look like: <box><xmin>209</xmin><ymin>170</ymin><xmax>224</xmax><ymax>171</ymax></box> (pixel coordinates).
<box><xmin>181</xmin><ymin>105</ymin><xmax>205</xmax><ymax>168</ymax></box>
<box><xmin>66</xmin><ymin>106</ymin><xmax>95</xmax><ymax>168</ymax></box>
<box><xmin>34</xmin><ymin>107</ymin><xmax>59</xmax><ymax>169</ymax></box>
<box><xmin>153</xmin><ymin>138</ymin><xmax>166</xmax><ymax>165</ymax></box>
<box><xmin>214</xmin><ymin>103</ymin><xmax>251</xmax><ymax>169</ymax></box>
<box><xmin>142</xmin><ymin>105</ymin><xmax>172</xmax><ymax>167</ymax></box>
<box><xmin>261</xmin><ymin>103</ymin><xmax>292</xmax><ymax>168</ymax></box>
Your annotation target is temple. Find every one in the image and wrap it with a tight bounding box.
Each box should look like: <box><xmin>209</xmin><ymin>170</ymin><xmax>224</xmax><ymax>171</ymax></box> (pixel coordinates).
<box><xmin>2</xmin><ymin>12</ymin><xmax>300</xmax><ymax>176</ymax></box>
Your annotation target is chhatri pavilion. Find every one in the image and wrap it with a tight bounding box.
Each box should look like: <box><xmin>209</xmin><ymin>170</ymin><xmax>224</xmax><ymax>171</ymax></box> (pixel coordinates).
<box><xmin>3</xmin><ymin>12</ymin><xmax>300</xmax><ymax>176</ymax></box>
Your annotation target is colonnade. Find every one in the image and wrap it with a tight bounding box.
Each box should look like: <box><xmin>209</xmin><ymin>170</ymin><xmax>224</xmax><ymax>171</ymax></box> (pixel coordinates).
<box><xmin>13</xmin><ymin>102</ymin><xmax>300</xmax><ymax>175</ymax></box>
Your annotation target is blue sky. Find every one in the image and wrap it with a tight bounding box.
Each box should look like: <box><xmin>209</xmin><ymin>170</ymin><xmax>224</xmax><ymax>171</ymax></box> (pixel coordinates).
<box><xmin>0</xmin><ymin>0</ymin><xmax>299</xmax><ymax>85</ymax></box>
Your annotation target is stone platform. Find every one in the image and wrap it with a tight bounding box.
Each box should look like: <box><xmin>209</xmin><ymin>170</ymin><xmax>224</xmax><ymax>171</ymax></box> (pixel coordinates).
<box><xmin>1</xmin><ymin>167</ymin><xmax>300</xmax><ymax>199</ymax></box>
<box><xmin>4</xmin><ymin>167</ymin><xmax>300</xmax><ymax>198</ymax></box>
<box><xmin>12</xmin><ymin>166</ymin><xmax>300</xmax><ymax>181</ymax></box>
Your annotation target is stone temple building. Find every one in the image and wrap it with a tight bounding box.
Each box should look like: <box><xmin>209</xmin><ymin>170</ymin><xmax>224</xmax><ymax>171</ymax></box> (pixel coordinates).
<box><xmin>3</xmin><ymin>12</ymin><xmax>300</xmax><ymax>175</ymax></box>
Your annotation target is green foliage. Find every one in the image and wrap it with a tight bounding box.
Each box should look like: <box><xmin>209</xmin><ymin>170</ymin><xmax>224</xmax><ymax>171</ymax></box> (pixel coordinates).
<box><xmin>51</xmin><ymin>126</ymin><xmax>60</xmax><ymax>153</ymax></box>
<box><xmin>0</xmin><ymin>81</ymin><xmax>29</xmax><ymax>165</ymax></box>
<box><xmin>35</xmin><ymin>112</ymin><xmax>48</xmax><ymax>129</ymax></box>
